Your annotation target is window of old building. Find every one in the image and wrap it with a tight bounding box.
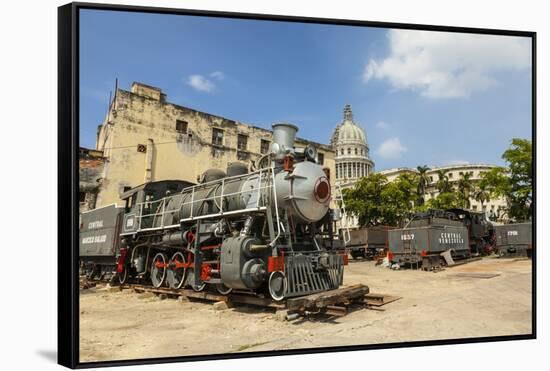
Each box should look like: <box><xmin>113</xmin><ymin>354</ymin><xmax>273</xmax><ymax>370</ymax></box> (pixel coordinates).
<box><xmin>212</xmin><ymin>128</ymin><xmax>224</xmax><ymax>146</ymax></box>
<box><xmin>355</xmin><ymin>148</ymin><xmax>358</xmax><ymax>155</ymax></box>
<box><xmin>318</xmin><ymin>152</ymin><xmax>324</xmax><ymax>165</ymax></box>
<box><xmin>340</xmin><ymin>149</ymin><xmax>344</xmax><ymax>155</ymax></box>
<box><xmin>79</xmin><ymin>192</ymin><xmax>86</xmax><ymax>203</ymax></box>
<box><xmin>176</xmin><ymin>120</ymin><xmax>188</xmax><ymax>133</ymax></box>
<box><xmin>347</xmin><ymin>148</ymin><xmax>351</xmax><ymax>155</ymax></box>
<box><xmin>237</xmin><ymin>134</ymin><xmax>248</xmax><ymax>151</ymax></box>
<box><xmin>449</xmin><ymin>173</ymin><xmax>454</xmax><ymax>178</ymax></box>
<box><xmin>260</xmin><ymin>139</ymin><xmax>270</xmax><ymax>154</ymax></box>
<box><xmin>237</xmin><ymin>151</ymin><xmax>249</xmax><ymax>161</ymax></box>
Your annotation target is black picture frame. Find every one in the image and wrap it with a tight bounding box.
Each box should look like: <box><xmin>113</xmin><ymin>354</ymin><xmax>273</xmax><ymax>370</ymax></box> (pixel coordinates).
<box><xmin>58</xmin><ymin>2</ymin><xmax>537</xmax><ymax>368</ymax></box>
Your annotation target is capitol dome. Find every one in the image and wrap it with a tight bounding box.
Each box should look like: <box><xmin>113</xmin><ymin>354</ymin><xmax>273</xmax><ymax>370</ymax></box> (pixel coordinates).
<box><xmin>336</xmin><ymin>106</ymin><xmax>367</xmax><ymax>144</ymax></box>
<box><xmin>331</xmin><ymin>104</ymin><xmax>374</xmax><ymax>185</ymax></box>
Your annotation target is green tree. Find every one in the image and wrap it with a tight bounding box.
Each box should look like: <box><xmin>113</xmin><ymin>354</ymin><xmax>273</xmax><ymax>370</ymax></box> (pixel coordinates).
<box><xmin>480</xmin><ymin>138</ymin><xmax>532</xmax><ymax>221</ymax></box>
<box><xmin>503</xmin><ymin>139</ymin><xmax>533</xmax><ymax>220</ymax></box>
<box><xmin>343</xmin><ymin>173</ymin><xmax>416</xmax><ymax>227</ymax></box>
<box><xmin>473</xmin><ymin>182</ymin><xmax>491</xmax><ymax>210</ymax></box>
<box><xmin>435</xmin><ymin>169</ymin><xmax>453</xmax><ymax>193</ymax></box>
<box><xmin>426</xmin><ymin>191</ymin><xmax>462</xmax><ymax>210</ymax></box>
<box><xmin>343</xmin><ymin>173</ymin><xmax>387</xmax><ymax>227</ymax></box>
<box><xmin>415</xmin><ymin>165</ymin><xmax>430</xmax><ymax>206</ymax></box>
<box><xmin>457</xmin><ymin>172</ymin><xmax>474</xmax><ymax>209</ymax></box>
<box><xmin>480</xmin><ymin>167</ymin><xmax>510</xmax><ymax>198</ymax></box>
<box><xmin>395</xmin><ymin>173</ymin><xmax>418</xmax><ymax>209</ymax></box>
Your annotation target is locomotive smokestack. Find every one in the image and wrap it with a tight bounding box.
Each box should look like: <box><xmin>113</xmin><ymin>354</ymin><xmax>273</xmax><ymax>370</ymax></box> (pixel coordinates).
<box><xmin>271</xmin><ymin>123</ymin><xmax>298</xmax><ymax>160</ymax></box>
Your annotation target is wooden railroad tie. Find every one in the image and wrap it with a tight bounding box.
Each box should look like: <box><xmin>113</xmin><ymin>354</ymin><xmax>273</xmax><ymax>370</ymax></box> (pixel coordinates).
<box><xmin>115</xmin><ymin>283</ymin><xmax>400</xmax><ymax>317</ymax></box>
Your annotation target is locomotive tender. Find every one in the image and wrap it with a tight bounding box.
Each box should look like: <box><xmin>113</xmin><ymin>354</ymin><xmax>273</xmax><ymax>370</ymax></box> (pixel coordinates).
<box><xmin>494</xmin><ymin>222</ymin><xmax>532</xmax><ymax>258</ymax></box>
<box><xmin>388</xmin><ymin>210</ymin><xmax>471</xmax><ymax>269</ymax></box>
<box><xmin>80</xmin><ymin>123</ymin><xmax>347</xmax><ymax>301</ymax></box>
<box><xmin>79</xmin><ymin>204</ymin><xmax>124</xmax><ymax>280</ymax></box>
<box><xmin>347</xmin><ymin>226</ymin><xmax>393</xmax><ymax>260</ymax></box>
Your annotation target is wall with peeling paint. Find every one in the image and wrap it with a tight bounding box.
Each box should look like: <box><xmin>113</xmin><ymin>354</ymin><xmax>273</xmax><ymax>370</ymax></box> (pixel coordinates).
<box><xmin>94</xmin><ymin>82</ymin><xmax>335</xmax><ymax>208</ymax></box>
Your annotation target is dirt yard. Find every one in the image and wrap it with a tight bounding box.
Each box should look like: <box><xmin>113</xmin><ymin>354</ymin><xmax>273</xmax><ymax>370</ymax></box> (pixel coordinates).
<box><xmin>79</xmin><ymin>257</ymin><xmax>532</xmax><ymax>362</ymax></box>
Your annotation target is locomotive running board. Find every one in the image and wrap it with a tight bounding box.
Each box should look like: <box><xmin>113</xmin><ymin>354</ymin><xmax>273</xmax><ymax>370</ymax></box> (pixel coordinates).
<box><xmin>179</xmin><ymin>206</ymin><xmax>268</xmax><ymax>222</ymax></box>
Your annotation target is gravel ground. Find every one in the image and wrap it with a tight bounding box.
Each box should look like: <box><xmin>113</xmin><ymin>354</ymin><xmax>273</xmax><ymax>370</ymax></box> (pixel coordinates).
<box><xmin>79</xmin><ymin>257</ymin><xmax>532</xmax><ymax>362</ymax></box>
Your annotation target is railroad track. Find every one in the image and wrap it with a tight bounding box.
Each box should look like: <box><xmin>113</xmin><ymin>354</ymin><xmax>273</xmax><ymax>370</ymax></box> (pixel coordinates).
<box><xmin>81</xmin><ymin>278</ymin><xmax>400</xmax><ymax>318</ymax></box>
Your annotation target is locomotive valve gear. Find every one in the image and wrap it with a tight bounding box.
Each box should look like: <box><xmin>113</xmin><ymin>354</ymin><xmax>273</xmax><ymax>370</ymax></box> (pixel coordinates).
<box><xmin>133</xmin><ymin>255</ymin><xmax>145</xmax><ymax>273</ymax></box>
<box><xmin>240</xmin><ymin>216</ymin><xmax>254</xmax><ymax>237</ymax></box>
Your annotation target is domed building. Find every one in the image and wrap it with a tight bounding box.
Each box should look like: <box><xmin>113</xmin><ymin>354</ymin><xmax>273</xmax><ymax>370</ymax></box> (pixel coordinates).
<box><xmin>331</xmin><ymin>104</ymin><xmax>375</xmax><ymax>186</ymax></box>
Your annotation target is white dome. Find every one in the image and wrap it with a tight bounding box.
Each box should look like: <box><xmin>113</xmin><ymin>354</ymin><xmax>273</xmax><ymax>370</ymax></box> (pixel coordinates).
<box><xmin>333</xmin><ymin>104</ymin><xmax>368</xmax><ymax>146</ymax></box>
<box><xmin>338</xmin><ymin>120</ymin><xmax>366</xmax><ymax>143</ymax></box>
<box><xmin>331</xmin><ymin>105</ymin><xmax>375</xmax><ymax>184</ymax></box>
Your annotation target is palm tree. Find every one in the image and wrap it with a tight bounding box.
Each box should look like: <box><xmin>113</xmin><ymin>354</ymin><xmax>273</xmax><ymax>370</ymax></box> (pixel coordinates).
<box><xmin>458</xmin><ymin>172</ymin><xmax>474</xmax><ymax>209</ymax></box>
<box><xmin>473</xmin><ymin>182</ymin><xmax>491</xmax><ymax>210</ymax></box>
<box><xmin>435</xmin><ymin>170</ymin><xmax>452</xmax><ymax>194</ymax></box>
<box><xmin>416</xmin><ymin>165</ymin><xmax>430</xmax><ymax>206</ymax></box>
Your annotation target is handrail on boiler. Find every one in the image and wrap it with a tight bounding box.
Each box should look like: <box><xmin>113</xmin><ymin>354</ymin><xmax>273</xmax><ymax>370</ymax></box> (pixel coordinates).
<box><xmin>269</xmin><ymin>165</ymin><xmax>281</xmax><ymax>249</ymax></box>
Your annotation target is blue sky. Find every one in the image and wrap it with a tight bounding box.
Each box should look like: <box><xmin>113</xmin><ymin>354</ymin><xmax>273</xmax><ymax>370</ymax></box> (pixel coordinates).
<box><xmin>79</xmin><ymin>9</ymin><xmax>532</xmax><ymax>171</ymax></box>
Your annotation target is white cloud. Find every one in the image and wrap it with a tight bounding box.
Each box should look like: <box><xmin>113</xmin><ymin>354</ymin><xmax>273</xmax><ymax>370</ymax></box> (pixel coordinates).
<box><xmin>210</xmin><ymin>71</ymin><xmax>225</xmax><ymax>80</ymax></box>
<box><xmin>187</xmin><ymin>74</ymin><xmax>216</xmax><ymax>93</ymax></box>
<box><xmin>377</xmin><ymin>137</ymin><xmax>407</xmax><ymax>159</ymax></box>
<box><xmin>375</xmin><ymin>121</ymin><xmax>390</xmax><ymax>130</ymax></box>
<box><xmin>364</xmin><ymin>30</ymin><xmax>531</xmax><ymax>98</ymax></box>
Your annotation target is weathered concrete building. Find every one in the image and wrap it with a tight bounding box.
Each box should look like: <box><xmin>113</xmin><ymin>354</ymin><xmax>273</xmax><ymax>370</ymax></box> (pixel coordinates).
<box><xmin>79</xmin><ymin>147</ymin><xmax>105</xmax><ymax>212</ymax></box>
<box><xmin>93</xmin><ymin>82</ymin><xmax>335</xmax><ymax>208</ymax></box>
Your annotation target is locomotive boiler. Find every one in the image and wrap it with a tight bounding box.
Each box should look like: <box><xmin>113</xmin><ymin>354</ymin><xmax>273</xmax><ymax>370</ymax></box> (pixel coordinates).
<box><xmin>106</xmin><ymin>123</ymin><xmax>346</xmax><ymax>300</ymax></box>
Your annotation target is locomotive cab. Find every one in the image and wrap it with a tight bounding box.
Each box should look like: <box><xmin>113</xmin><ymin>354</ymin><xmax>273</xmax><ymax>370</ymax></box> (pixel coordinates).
<box><xmin>120</xmin><ymin>180</ymin><xmax>195</xmax><ymax>233</ymax></box>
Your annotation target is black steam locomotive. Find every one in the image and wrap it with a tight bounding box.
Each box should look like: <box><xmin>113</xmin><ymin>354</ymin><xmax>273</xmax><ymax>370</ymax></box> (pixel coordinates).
<box><xmin>80</xmin><ymin>123</ymin><xmax>347</xmax><ymax>300</ymax></box>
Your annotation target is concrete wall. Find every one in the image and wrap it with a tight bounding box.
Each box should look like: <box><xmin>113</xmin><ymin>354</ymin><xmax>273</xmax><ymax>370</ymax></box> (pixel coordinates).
<box><xmin>79</xmin><ymin>148</ymin><xmax>105</xmax><ymax>212</ymax></box>
<box><xmin>95</xmin><ymin>83</ymin><xmax>335</xmax><ymax>208</ymax></box>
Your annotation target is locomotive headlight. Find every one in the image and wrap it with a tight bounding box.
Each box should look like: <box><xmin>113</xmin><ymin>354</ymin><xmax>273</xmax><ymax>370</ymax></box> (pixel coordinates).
<box><xmin>314</xmin><ymin>177</ymin><xmax>331</xmax><ymax>203</ymax></box>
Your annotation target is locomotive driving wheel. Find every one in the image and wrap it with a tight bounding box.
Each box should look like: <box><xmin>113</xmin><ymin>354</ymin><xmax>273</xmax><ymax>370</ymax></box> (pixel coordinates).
<box><xmin>182</xmin><ymin>251</ymin><xmax>206</xmax><ymax>292</ymax></box>
<box><xmin>151</xmin><ymin>252</ymin><xmax>169</xmax><ymax>288</ymax></box>
<box><xmin>117</xmin><ymin>265</ymin><xmax>129</xmax><ymax>285</ymax></box>
<box><xmin>187</xmin><ymin>267</ymin><xmax>206</xmax><ymax>292</ymax></box>
<box><xmin>268</xmin><ymin>271</ymin><xmax>287</xmax><ymax>301</ymax></box>
<box><xmin>167</xmin><ymin>251</ymin><xmax>187</xmax><ymax>289</ymax></box>
<box><xmin>215</xmin><ymin>283</ymin><xmax>232</xmax><ymax>295</ymax></box>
